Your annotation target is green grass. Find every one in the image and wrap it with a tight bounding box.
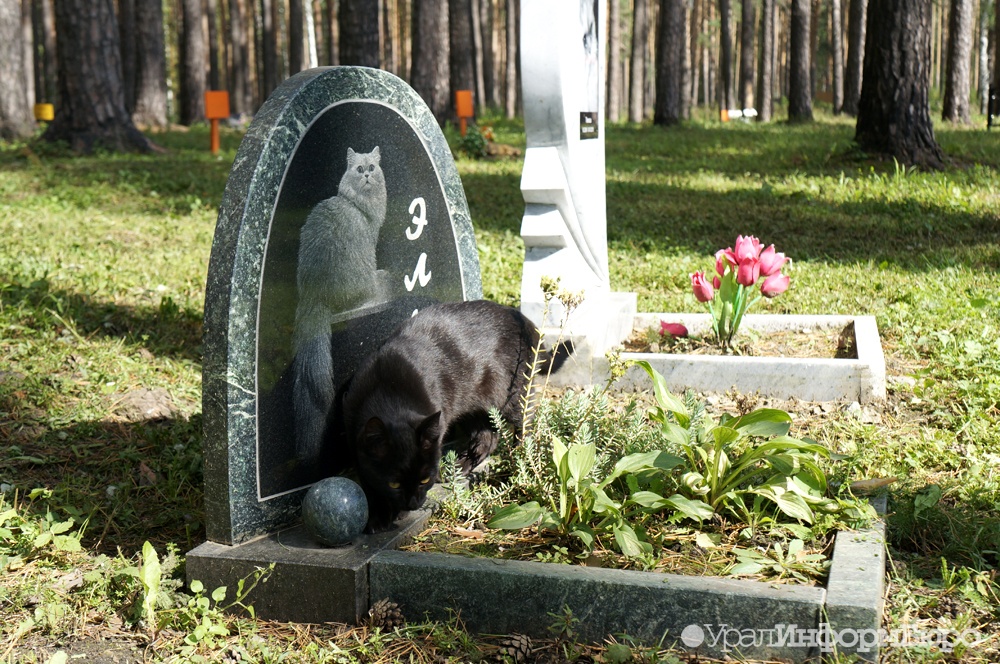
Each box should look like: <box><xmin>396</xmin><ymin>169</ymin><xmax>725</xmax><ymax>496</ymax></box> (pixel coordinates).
<box><xmin>2</xmin><ymin>114</ymin><xmax>1000</xmax><ymax>661</ymax></box>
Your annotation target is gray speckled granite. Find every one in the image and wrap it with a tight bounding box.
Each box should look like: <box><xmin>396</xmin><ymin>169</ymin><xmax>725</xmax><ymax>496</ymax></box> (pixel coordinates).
<box><xmin>203</xmin><ymin>67</ymin><xmax>481</xmax><ymax>545</ymax></box>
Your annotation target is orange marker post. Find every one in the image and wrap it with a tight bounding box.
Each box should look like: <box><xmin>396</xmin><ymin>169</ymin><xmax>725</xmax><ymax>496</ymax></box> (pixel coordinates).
<box><xmin>455</xmin><ymin>90</ymin><xmax>474</xmax><ymax>136</ymax></box>
<box><xmin>204</xmin><ymin>91</ymin><xmax>231</xmax><ymax>154</ymax></box>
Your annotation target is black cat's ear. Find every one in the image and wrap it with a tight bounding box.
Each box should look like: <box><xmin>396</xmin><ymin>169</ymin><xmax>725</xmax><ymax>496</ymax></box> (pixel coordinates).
<box><xmin>371</xmin><ymin>146</ymin><xmax>380</xmax><ymax>161</ymax></box>
<box><xmin>362</xmin><ymin>417</ymin><xmax>389</xmax><ymax>459</ymax></box>
<box><xmin>416</xmin><ymin>412</ymin><xmax>442</xmax><ymax>452</ymax></box>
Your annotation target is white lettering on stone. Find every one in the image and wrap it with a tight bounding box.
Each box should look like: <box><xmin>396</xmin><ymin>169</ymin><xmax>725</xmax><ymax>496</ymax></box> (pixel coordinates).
<box><xmin>404</xmin><ymin>252</ymin><xmax>432</xmax><ymax>291</ymax></box>
<box><xmin>405</xmin><ymin>197</ymin><xmax>428</xmax><ymax>240</ymax></box>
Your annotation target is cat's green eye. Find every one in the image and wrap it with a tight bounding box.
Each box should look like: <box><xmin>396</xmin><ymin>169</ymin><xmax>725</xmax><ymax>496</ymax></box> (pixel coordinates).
<box><xmin>419</xmin><ymin>477</ymin><xmax>431</xmax><ymax>485</ymax></box>
<box><xmin>388</xmin><ymin>481</ymin><xmax>401</xmax><ymax>489</ymax></box>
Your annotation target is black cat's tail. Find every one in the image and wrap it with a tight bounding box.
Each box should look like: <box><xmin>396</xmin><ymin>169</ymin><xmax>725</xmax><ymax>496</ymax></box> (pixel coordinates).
<box><xmin>538</xmin><ymin>339</ymin><xmax>575</xmax><ymax>375</ymax></box>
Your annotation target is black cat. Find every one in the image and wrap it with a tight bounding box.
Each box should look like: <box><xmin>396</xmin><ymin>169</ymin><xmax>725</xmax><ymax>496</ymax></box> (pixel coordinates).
<box><xmin>340</xmin><ymin>300</ymin><xmax>569</xmax><ymax>532</ymax></box>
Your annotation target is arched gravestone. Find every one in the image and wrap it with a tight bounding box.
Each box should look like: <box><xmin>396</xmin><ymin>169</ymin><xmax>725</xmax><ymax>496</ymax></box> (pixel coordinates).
<box><xmin>204</xmin><ymin>67</ymin><xmax>482</xmax><ymax>546</ymax></box>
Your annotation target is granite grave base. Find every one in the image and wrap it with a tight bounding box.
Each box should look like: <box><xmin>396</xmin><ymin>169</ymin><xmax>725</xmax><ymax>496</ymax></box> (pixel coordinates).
<box><xmin>187</xmin><ymin>499</ymin><xmax>886</xmax><ymax>662</ymax></box>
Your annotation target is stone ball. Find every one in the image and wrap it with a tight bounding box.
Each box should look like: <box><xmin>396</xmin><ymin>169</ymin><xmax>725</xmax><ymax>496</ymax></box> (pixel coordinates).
<box><xmin>301</xmin><ymin>477</ymin><xmax>368</xmax><ymax>547</ymax></box>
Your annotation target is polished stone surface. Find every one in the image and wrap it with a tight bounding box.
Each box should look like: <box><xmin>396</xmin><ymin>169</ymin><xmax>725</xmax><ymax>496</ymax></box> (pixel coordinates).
<box><xmin>203</xmin><ymin>66</ymin><xmax>481</xmax><ymax>545</ymax></box>
<box><xmin>301</xmin><ymin>477</ymin><xmax>368</xmax><ymax>547</ymax></box>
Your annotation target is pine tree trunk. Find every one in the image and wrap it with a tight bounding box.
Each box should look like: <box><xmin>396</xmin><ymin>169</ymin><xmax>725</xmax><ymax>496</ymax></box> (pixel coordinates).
<box><xmin>0</xmin><ymin>0</ymin><xmax>33</xmax><ymax>140</ymax></box>
<box><xmin>757</xmin><ymin>0</ymin><xmax>775</xmax><ymax>120</ymax></box>
<box><xmin>289</xmin><ymin>0</ymin><xmax>304</xmax><ymax>74</ymax></box>
<box><xmin>39</xmin><ymin>0</ymin><xmax>58</xmax><ymax>105</ymax></box>
<box><xmin>856</xmin><ymin>0</ymin><xmax>944</xmax><ymax>168</ymax></box>
<box><xmin>450</xmin><ymin>0</ymin><xmax>475</xmax><ymax>116</ymax></box>
<box><xmin>788</xmin><ymin>0</ymin><xmax>812</xmax><ymax>121</ymax></box>
<box><xmin>132</xmin><ymin>0</ymin><xmax>168</xmax><ymax>127</ymax></box>
<box><xmin>630</xmin><ymin>0</ymin><xmax>650</xmax><ymax>121</ymax></box>
<box><xmin>260</xmin><ymin>0</ymin><xmax>279</xmax><ymax>99</ymax></box>
<box><xmin>681</xmin><ymin>0</ymin><xmax>692</xmax><ymax>118</ymax></box>
<box><xmin>739</xmin><ymin>0</ymin><xmax>755</xmax><ymax>109</ymax></box>
<box><xmin>411</xmin><ymin>0</ymin><xmax>450</xmax><ymax>124</ymax></box>
<box><xmin>942</xmin><ymin>0</ymin><xmax>974</xmax><ymax>123</ymax></box>
<box><xmin>689</xmin><ymin>0</ymin><xmax>701</xmax><ymax>110</ymax></box>
<box><xmin>978</xmin><ymin>0</ymin><xmax>989</xmax><ymax>114</ymax></box>
<box><xmin>470</xmin><ymin>0</ymin><xmax>486</xmax><ymax>107</ymax></box>
<box><xmin>504</xmin><ymin>0</ymin><xmax>518</xmax><ymax>117</ymax></box>
<box><xmin>481</xmin><ymin>0</ymin><xmax>497</xmax><ymax>106</ymax></box>
<box><xmin>207</xmin><ymin>0</ymin><xmax>221</xmax><ymax>89</ymax></box>
<box><xmin>607</xmin><ymin>0</ymin><xmax>623</xmax><ymax>121</ymax></box>
<box><xmin>339</xmin><ymin>0</ymin><xmax>379</xmax><ymax>66</ymax></box>
<box><xmin>831</xmin><ymin>0</ymin><xmax>844</xmax><ymax>113</ymax></box>
<box><xmin>842</xmin><ymin>0</ymin><xmax>866</xmax><ymax>114</ymax></box>
<box><xmin>119</xmin><ymin>0</ymin><xmax>137</xmax><ymax>113</ymax></box>
<box><xmin>180</xmin><ymin>0</ymin><xmax>207</xmax><ymax>124</ymax></box>
<box><xmin>655</xmin><ymin>0</ymin><xmax>685</xmax><ymax>124</ymax></box>
<box><xmin>229</xmin><ymin>0</ymin><xmax>251</xmax><ymax>114</ymax></box>
<box><xmin>718</xmin><ymin>0</ymin><xmax>733</xmax><ymax>109</ymax></box>
<box><xmin>41</xmin><ymin>0</ymin><xmax>153</xmax><ymax>151</ymax></box>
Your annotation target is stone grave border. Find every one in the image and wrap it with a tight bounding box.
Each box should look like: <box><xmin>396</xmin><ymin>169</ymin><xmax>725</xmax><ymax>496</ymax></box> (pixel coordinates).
<box><xmin>188</xmin><ymin>497</ymin><xmax>886</xmax><ymax>662</ymax></box>
<box><xmin>202</xmin><ymin>66</ymin><xmax>481</xmax><ymax>546</ymax></box>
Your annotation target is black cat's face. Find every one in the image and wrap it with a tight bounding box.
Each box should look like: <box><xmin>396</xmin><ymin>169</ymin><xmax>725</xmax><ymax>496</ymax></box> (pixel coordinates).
<box><xmin>356</xmin><ymin>412</ymin><xmax>442</xmax><ymax>530</ymax></box>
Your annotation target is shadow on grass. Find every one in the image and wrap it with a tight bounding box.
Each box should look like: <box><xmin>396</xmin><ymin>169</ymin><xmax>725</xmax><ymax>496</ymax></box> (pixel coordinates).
<box><xmin>889</xmin><ymin>489</ymin><xmax>1000</xmax><ymax>572</ymax></box>
<box><xmin>2</xmin><ymin>414</ymin><xmax>205</xmax><ymax>558</ymax></box>
<box><xmin>0</xmin><ymin>277</ymin><xmax>202</xmax><ymax>363</ymax></box>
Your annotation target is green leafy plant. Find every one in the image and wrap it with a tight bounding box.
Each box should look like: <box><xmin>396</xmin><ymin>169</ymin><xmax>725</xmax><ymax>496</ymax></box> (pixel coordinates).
<box><xmin>636</xmin><ymin>360</ymin><xmax>838</xmax><ymax>524</ymax></box>
<box><xmin>728</xmin><ymin>538</ymin><xmax>830</xmax><ymax>582</ymax></box>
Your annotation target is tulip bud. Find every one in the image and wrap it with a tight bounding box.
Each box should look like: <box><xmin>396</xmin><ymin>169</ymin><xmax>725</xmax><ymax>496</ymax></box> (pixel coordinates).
<box><xmin>715</xmin><ymin>249</ymin><xmax>732</xmax><ymax>276</ymax></box>
<box><xmin>691</xmin><ymin>271</ymin><xmax>715</xmax><ymax>302</ymax></box>
<box><xmin>736</xmin><ymin>258</ymin><xmax>760</xmax><ymax>287</ymax></box>
<box><xmin>734</xmin><ymin>235</ymin><xmax>762</xmax><ymax>263</ymax></box>
<box><xmin>660</xmin><ymin>321</ymin><xmax>689</xmax><ymax>338</ymax></box>
<box><xmin>713</xmin><ymin>275</ymin><xmax>721</xmax><ymax>290</ymax></box>
<box><xmin>758</xmin><ymin>245</ymin><xmax>788</xmax><ymax>277</ymax></box>
<box><xmin>760</xmin><ymin>272</ymin><xmax>790</xmax><ymax>297</ymax></box>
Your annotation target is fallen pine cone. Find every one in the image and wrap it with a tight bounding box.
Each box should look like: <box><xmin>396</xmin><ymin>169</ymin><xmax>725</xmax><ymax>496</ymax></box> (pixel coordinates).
<box><xmin>496</xmin><ymin>633</ymin><xmax>532</xmax><ymax>662</ymax></box>
<box><xmin>368</xmin><ymin>598</ymin><xmax>405</xmax><ymax>630</ymax></box>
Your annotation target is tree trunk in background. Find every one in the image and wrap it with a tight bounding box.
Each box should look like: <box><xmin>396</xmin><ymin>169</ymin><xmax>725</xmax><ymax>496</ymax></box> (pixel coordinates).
<box><xmin>843</xmin><ymin>0</ymin><xmax>866</xmax><ymax>114</ymax></box>
<box><xmin>206</xmin><ymin>0</ymin><xmax>221</xmax><ymax>89</ymax></box>
<box><xmin>180</xmin><ymin>0</ymin><xmax>207</xmax><ymax>124</ymax></box>
<box><xmin>38</xmin><ymin>0</ymin><xmax>57</xmax><ymax>104</ymax></box>
<box><xmin>654</xmin><ymin>0</ymin><xmax>685</xmax><ymax>124</ymax></box>
<box><xmin>757</xmin><ymin>0</ymin><xmax>775</xmax><ymax>120</ymax></box>
<box><xmin>0</xmin><ymin>0</ymin><xmax>33</xmax><ymax>140</ymax></box>
<box><xmin>995</xmin><ymin>0</ymin><xmax>1000</xmax><ymax>97</ymax></box>
<box><xmin>42</xmin><ymin>0</ymin><xmax>154</xmax><ymax>151</ymax></box>
<box><xmin>856</xmin><ymin>0</ymin><xmax>944</xmax><ymax>168</ymax></box>
<box><xmin>739</xmin><ymin>0</ymin><xmax>755</xmax><ymax>109</ymax></box>
<box><xmin>977</xmin><ymin>0</ymin><xmax>989</xmax><ymax>114</ymax></box>
<box><xmin>681</xmin><ymin>0</ymin><xmax>692</xmax><ymax>118</ymax></box>
<box><xmin>831</xmin><ymin>0</ymin><xmax>844</xmax><ymax>113</ymax></box>
<box><xmin>788</xmin><ymin>0</ymin><xmax>812</xmax><ymax>121</ymax></box>
<box><xmin>260</xmin><ymin>0</ymin><xmax>279</xmax><ymax>101</ymax></box>
<box><xmin>450</xmin><ymin>0</ymin><xmax>475</xmax><ymax>115</ymax></box>
<box><xmin>481</xmin><ymin>0</ymin><xmax>497</xmax><ymax>106</ymax></box>
<box><xmin>411</xmin><ymin>0</ymin><xmax>450</xmax><ymax>124</ymax></box>
<box><xmin>607</xmin><ymin>0</ymin><xmax>623</xmax><ymax>121</ymax></box>
<box><xmin>289</xmin><ymin>0</ymin><xmax>304</xmax><ymax>74</ymax></box>
<box><xmin>229</xmin><ymin>0</ymin><xmax>252</xmax><ymax>115</ymax></box>
<box><xmin>322</xmin><ymin>0</ymin><xmax>336</xmax><ymax>64</ymax></box>
<box><xmin>630</xmin><ymin>0</ymin><xmax>650</xmax><ymax>121</ymax></box>
<box><xmin>504</xmin><ymin>0</ymin><xmax>518</xmax><ymax>117</ymax></box>
<box><xmin>119</xmin><ymin>0</ymin><xmax>137</xmax><ymax>112</ymax></box>
<box><xmin>689</xmin><ymin>0</ymin><xmax>701</xmax><ymax>110</ymax></box>
<box><xmin>718</xmin><ymin>0</ymin><xmax>733</xmax><ymax>109</ymax></box>
<box><xmin>942</xmin><ymin>0</ymin><xmax>973</xmax><ymax>123</ymax></box>
<box><xmin>132</xmin><ymin>0</ymin><xmax>168</xmax><ymax>127</ymax></box>
<box><xmin>470</xmin><ymin>0</ymin><xmax>486</xmax><ymax>107</ymax></box>
<box><xmin>19</xmin><ymin>0</ymin><xmax>33</xmax><ymax>107</ymax></box>
<box><xmin>339</xmin><ymin>0</ymin><xmax>379</xmax><ymax>66</ymax></box>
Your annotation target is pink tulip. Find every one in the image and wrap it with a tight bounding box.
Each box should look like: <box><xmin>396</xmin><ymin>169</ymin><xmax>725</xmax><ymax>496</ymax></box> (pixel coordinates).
<box><xmin>734</xmin><ymin>235</ymin><xmax>762</xmax><ymax>263</ymax></box>
<box><xmin>713</xmin><ymin>275</ymin><xmax>722</xmax><ymax>290</ymax></box>
<box><xmin>715</xmin><ymin>249</ymin><xmax>733</xmax><ymax>275</ymax></box>
<box><xmin>660</xmin><ymin>321</ymin><xmax>689</xmax><ymax>338</ymax></box>
<box><xmin>736</xmin><ymin>258</ymin><xmax>760</xmax><ymax>287</ymax></box>
<box><xmin>760</xmin><ymin>272</ymin><xmax>790</xmax><ymax>298</ymax></box>
<box><xmin>691</xmin><ymin>271</ymin><xmax>715</xmax><ymax>302</ymax></box>
<box><xmin>758</xmin><ymin>244</ymin><xmax>788</xmax><ymax>277</ymax></box>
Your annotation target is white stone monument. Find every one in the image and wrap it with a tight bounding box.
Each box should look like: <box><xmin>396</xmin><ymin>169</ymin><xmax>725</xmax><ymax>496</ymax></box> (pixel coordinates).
<box><xmin>519</xmin><ymin>0</ymin><xmax>636</xmax><ymax>380</ymax></box>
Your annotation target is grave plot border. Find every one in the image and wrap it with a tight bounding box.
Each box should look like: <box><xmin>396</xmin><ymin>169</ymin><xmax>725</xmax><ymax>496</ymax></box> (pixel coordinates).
<box><xmin>202</xmin><ymin>66</ymin><xmax>481</xmax><ymax>546</ymax></box>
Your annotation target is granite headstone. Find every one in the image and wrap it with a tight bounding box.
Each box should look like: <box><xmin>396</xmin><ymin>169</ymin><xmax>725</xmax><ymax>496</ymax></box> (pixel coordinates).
<box><xmin>203</xmin><ymin>66</ymin><xmax>482</xmax><ymax>546</ymax></box>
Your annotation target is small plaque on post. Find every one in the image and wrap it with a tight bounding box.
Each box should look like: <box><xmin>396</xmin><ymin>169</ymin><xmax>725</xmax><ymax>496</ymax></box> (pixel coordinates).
<box><xmin>579</xmin><ymin>111</ymin><xmax>598</xmax><ymax>139</ymax></box>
